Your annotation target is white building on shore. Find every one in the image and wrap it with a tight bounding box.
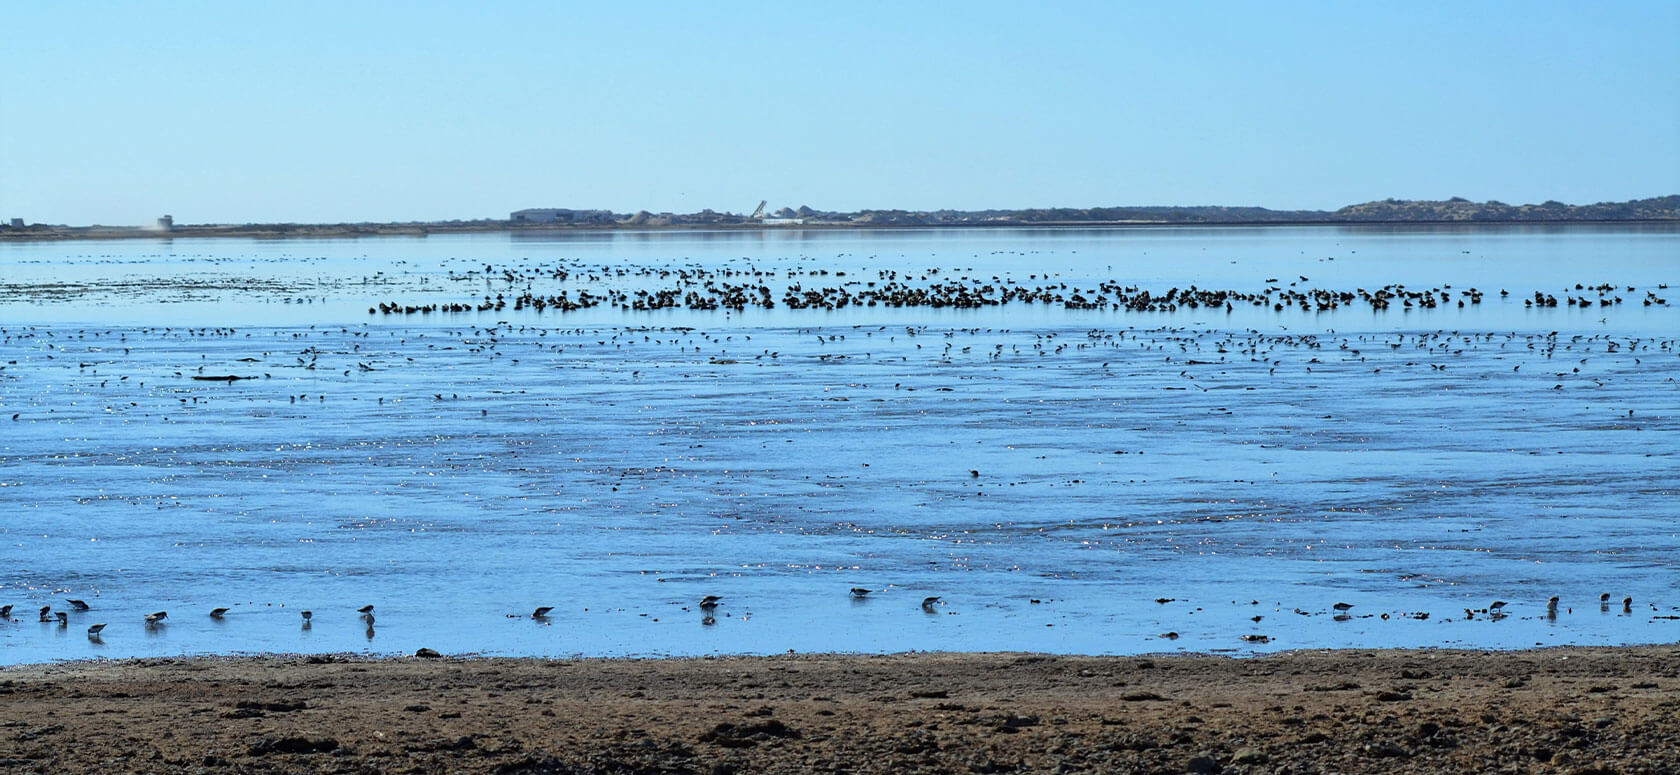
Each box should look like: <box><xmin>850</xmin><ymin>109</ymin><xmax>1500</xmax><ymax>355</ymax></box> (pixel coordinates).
<box><xmin>510</xmin><ymin>208</ymin><xmax>616</xmax><ymax>224</ymax></box>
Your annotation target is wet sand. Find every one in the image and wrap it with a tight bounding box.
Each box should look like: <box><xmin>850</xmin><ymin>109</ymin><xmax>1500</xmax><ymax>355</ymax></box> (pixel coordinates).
<box><xmin>3</xmin><ymin>647</ymin><xmax>1677</xmax><ymax>774</ymax></box>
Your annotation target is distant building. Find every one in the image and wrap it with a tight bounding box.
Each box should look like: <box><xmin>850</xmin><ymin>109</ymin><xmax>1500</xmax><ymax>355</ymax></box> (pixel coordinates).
<box><xmin>7</xmin><ymin>218</ymin><xmax>22</xmax><ymax>228</ymax></box>
<box><xmin>156</xmin><ymin>214</ymin><xmax>174</xmax><ymax>231</ymax></box>
<box><xmin>510</xmin><ymin>208</ymin><xmax>616</xmax><ymax>224</ymax></box>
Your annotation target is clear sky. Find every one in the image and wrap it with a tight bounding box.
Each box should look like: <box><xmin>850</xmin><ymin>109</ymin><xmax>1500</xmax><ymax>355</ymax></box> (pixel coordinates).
<box><xmin>2</xmin><ymin>1</ymin><xmax>1676</xmax><ymax>225</ymax></box>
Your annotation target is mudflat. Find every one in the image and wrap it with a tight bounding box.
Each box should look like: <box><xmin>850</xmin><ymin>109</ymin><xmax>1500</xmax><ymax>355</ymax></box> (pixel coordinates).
<box><xmin>2</xmin><ymin>647</ymin><xmax>1677</xmax><ymax>774</ymax></box>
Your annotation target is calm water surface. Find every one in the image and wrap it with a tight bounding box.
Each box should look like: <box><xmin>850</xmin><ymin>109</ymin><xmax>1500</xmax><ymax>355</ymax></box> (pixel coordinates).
<box><xmin>1</xmin><ymin>225</ymin><xmax>1677</xmax><ymax>664</ymax></box>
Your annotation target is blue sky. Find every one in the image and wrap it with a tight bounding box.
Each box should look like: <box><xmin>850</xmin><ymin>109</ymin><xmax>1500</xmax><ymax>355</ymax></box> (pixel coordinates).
<box><xmin>1</xmin><ymin>2</ymin><xmax>1676</xmax><ymax>225</ymax></box>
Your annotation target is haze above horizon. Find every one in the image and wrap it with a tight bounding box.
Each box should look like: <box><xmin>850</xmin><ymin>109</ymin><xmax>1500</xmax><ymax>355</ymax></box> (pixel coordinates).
<box><xmin>2</xmin><ymin>2</ymin><xmax>1676</xmax><ymax>226</ymax></box>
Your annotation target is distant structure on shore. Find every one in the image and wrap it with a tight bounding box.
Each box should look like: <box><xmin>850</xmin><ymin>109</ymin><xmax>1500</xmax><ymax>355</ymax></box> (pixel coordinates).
<box><xmin>509</xmin><ymin>208</ymin><xmax>615</xmax><ymax>224</ymax></box>
<box><xmin>155</xmin><ymin>214</ymin><xmax>174</xmax><ymax>232</ymax></box>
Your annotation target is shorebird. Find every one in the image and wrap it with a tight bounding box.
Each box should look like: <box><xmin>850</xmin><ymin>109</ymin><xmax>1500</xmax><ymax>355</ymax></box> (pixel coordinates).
<box><xmin>39</xmin><ymin>606</ymin><xmax>52</xmax><ymax>622</ymax></box>
<box><xmin>67</xmin><ymin>599</ymin><xmax>91</xmax><ymax>611</ymax></box>
<box><xmin>87</xmin><ymin>623</ymin><xmax>107</xmax><ymax>636</ymax></box>
<box><xmin>1489</xmin><ymin>600</ymin><xmax>1508</xmax><ymax>613</ymax></box>
<box><xmin>1623</xmin><ymin>596</ymin><xmax>1633</xmax><ymax>612</ymax></box>
<box><xmin>209</xmin><ymin>607</ymin><xmax>230</xmax><ymax>619</ymax></box>
<box><xmin>145</xmin><ymin>611</ymin><xmax>168</xmax><ymax>625</ymax></box>
<box><xmin>55</xmin><ymin>612</ymin><xmax>68</xmax><ymax>626</ymax></box>
<box><xmin>1546</xmin><ymin>596</ymin><xmax>1559</xmax><ymax>616</ymax></box>
<box><xmin>357</xmin><ymin>605</ymin><xmax>375</xmax><ymax>615</ymax></box>
<box><xmin>0</xmin><ymin>604</ymin><xmax>12</xmax><ymax>619</ymax></box>
<box><xmin>1332</xmin><ymin>602</ymin><xmax>1353</xmax><ymax>612</ymax></box>
<box><xmin>850</xmin><ymin>588</ymin><xmax>872</xmax><ymax>598</ymax></box>
<box><xmin>921</xmin><ymin>596</ymin><xmax>942</xmax><ymax>612</ymax></box>
<box><xmin>301</xmin><ymin>610</ymin><xmax>313</xmax><ymax>622</ymax></box>
<box><xmin>699</xmin><ymin>595</ymin><xmax>722</xmax><ymax>612</ymax></box>
<box><xmin>532</xmin><ymin>606</ymin><xmax>554</xmax><ymax>619</ymax></box>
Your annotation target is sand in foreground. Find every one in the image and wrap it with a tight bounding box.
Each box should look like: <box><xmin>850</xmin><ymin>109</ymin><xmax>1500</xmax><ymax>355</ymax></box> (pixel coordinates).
<box><xmin>2</xmin><ymin>647</ymin><xmax>1677</xmax><ymax>774</ymax></box>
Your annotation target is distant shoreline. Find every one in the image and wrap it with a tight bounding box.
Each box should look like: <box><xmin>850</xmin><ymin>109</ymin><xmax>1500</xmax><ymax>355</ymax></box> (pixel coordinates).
<box><xmin>3</xmin><ymin>217</ymin><xmax>1678</xmax><ymax>243</ymax></box>
<box><xmin>7</xmin><ymin>195</ymin><xmax>1677</xmax><ymax>242</ymax></box>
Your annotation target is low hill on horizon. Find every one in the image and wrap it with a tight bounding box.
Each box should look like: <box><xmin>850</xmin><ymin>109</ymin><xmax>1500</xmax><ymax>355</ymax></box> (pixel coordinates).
<box><xmin>843</xmin><ymin>195</ymin><xmax>1680</xmax><ymax>225</ymax></box>
<box><xmin>1330</xmin><ymin>195</ymin><xmax>1680</xmax><ymax>222</ymax></box>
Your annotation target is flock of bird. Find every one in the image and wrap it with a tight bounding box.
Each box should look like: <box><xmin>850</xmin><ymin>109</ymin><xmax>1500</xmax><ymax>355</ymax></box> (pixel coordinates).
<box><xmin>2</xmin><ymin>602</ymin><xmax>378</xmax><ymax>643</ymax></box>
<box><xmin>0</xmin><ymin>591</ymin><xmax>1003</xmax><ymax>646</ymax></box>
<box><xmin>7</xmin><ymin>591</ymin><xmax>1664</xmax><ymax>651</ymax></box>
<box><xmin>366</xmin><ymin>262</ymin><xmax>1672</xmax><ymax>316</ymax></box>
<box><xmin>5</xmin><ymin>595</ymin><xmax>948</xmax><ymax>643</ymax></box>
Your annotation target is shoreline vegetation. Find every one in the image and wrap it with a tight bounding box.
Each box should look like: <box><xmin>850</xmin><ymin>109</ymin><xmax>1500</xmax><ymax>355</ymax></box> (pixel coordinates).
<box><xmin>3</xmin><ymin>195</ymin><xmax>1676</xmax><ymax>243</ymax></box>
<box><xmin>3</xmin><ymin>646</ymin><xmax>1677</xmax><ymax>774</ymax></box>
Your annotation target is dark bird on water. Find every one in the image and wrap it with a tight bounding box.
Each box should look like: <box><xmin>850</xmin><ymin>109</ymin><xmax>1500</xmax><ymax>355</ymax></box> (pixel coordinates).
<box><xmin>850</xmin><ymin>588</ymin><xmax>872</xmax><ymax>598</ymax></box>
<box><xmin>921</xmin><ymin>596</ymin><xmax>942</xmax><ymax>611</ymax></box>
<box><xmin>67</xmin><ymin>599</ymin><xmax>91</xmax><ymax>611</ymax></box>
<box><xmin>1623</xmin><ymin>596</ymin><xmax>1633</xmax><ymax>612</ymax></box>
<box><xmin>357</xmin><ymin>605</ymin><xmax>375</xmax><ymax>614</ymax></box>
<box><xmin>1332</xmin><ymin>602</ymin><xmax>1353</xmax><ymax>612</ymax></box>
<box><xmin>301</xmin><ymin>610</ymin><xmax>313</xmax><ymax>622</ymax></box>
<box><xmin>55</xmin><ymin>612</ymin><xmax>68</xmax><ymax>626</ymax></box>
<box><xmin>39</xmin><ymin>606</ymin><xmax>52</xmax><ymax>622</ymax></box>
<box><xmin>210</xmin><ymin>607</ymin><xmax>230</xmax><ymax>619</ymax></box>
<box><xmin>699</xmin><ymin>595</ymin><xmax>722</xmax><ymax>612</ymax></box>
<box><xmin>0</xmin><ymin>604</ymin><xmax>12</xmax><ymax>619</ymax></box>
<box><xmin>87</xmin><ymin>623</ymin><xmax>107</xmax><ymax>636</ymax></box>
<box><xmin>145</xmin><ymin>611</ymin><xmax>168</xmax><ymax>624</ymax></box>
<box><xmin>532</xmin><ymin>606</ymin><xmax>554</xmax><ymax>618</ymax></box>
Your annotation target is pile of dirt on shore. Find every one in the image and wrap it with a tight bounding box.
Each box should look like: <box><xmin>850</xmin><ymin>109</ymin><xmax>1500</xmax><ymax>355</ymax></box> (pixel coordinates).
<box><xmin>3</xmin><ymin>646</ymin><xmax>1677</xmax><ymax>774</ymax></box>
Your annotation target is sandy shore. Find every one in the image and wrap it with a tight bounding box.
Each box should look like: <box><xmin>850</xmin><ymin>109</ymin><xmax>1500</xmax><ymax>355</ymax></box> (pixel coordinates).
<box><xmin>2</xmin><ymin>647</ymin><xmax>1677</xmax><ymax>774</ymax></box>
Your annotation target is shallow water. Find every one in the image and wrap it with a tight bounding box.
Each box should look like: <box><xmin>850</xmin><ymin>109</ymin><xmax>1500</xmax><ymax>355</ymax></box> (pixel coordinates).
<box><xmin>1</xmin><ymin>225</ymin><xmax>1677</xmax><ymax>664</ymax></box>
